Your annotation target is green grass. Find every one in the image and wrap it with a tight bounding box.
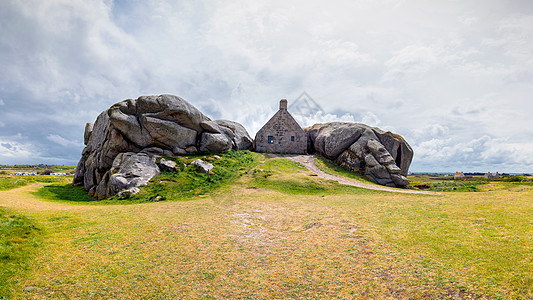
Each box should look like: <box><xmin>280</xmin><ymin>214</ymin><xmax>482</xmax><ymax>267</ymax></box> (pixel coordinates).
<box><xmin>0</xmin><ymin>177</ymin><xmax>27</xmax><ymax>191</ymax></box>
<box><xmin>0</xmin><ymin>154</ymin><xmax>532</xmax><ymax>298</ymax></box>
<box><xmin>408</xmin><ymin>174</ymin><xmax>533</xmax><ymax>192</ymax></box>
<box><xmin>369</xmin><ymin>192</ymin><xmax>533</xmax><ymax>298</ymax></box>
<box><xmin>33</xmin><ymin>182</ymin><xmax>96</xmax><ymax>203</ymax></box>
<box><xmin>314</xmin><ymin>155</ymin><xmax>369</xmax><ymax>182</ymax></box>
<box><xmin>0</xmin><ymin>175</ymin><xmax>67</xmax><ymax>191</ymax></box>
<box><xmin>133</xmin><ymin>150</ymin><xmax>260</xmax><ymax>202</ymax></box>
<box><xmin>250</xmin><ymin>157</ymin><xmax>372</xmax><ymax>195</ymax></box>
<box><xmin>0</xmin><ymin>208</ymin><xmax>41</xmax><ymax>299</ymax></box>
<box><xmin>0</xmin><ymin>164</ymin><xmax>75</xmax><ymax>174</ymax></box>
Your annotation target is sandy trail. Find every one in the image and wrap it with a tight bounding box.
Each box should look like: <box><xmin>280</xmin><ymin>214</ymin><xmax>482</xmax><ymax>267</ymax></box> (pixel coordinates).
<box><xmin>0</xmin><ymin>183</ymin><xmax>104</xmax><ymax>211</ymax></box>
<box><xmin>273</xmin><ymin>154</ymin><xmax>439</xmax><ymax>195</ymax></box>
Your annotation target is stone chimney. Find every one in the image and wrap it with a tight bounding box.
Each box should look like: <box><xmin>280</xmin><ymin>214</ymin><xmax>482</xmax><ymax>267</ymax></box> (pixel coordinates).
<box><xmin>280</xmin><ymin>99</ymin><xmax>288</xmax><ymax>111</ymax></box>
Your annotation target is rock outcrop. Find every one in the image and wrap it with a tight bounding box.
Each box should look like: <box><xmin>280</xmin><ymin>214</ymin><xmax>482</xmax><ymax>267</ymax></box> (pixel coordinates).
<box><xmin>191</xmin><ymin>159</ymin><xmax>214</xmax><ymax>174</ymax></box>
<box><xmin>73</xmin><ymin>94</ymin><xmax>253</xmax><ymax>199</ymax></box>
<box><xmin>306</xmin><ymin>122</ymin><xmax>413</xmax><ymax>187</ymax></box>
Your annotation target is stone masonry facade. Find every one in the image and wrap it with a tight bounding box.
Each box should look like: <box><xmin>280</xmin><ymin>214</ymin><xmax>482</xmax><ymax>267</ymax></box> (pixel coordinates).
<box><xmin>254</xmin><ymin>99</ymin><xmax>307</xmax><ymax>154</ymax></box>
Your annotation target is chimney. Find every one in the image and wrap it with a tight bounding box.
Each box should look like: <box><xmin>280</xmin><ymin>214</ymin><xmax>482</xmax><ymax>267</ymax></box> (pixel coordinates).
<box><xmin>280</xmin><ymin>99</ymin><xmax>288</xmax><ymax>110</ymax></box>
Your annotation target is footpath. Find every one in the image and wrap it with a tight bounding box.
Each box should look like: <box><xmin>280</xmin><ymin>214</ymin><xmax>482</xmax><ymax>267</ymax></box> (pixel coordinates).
<box><xmin>273</xmin><ymin>154</ymin><xmax>439</xmax><ymax>195</ymax></box>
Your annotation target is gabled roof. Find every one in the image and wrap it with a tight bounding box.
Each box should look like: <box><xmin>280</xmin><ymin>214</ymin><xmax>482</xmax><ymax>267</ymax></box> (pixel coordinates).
<box><xmin>257</xmin><ymin>106</ymin><xmax>304</xmax><ymax>134</ymax></box>
<box><xmin>258</xmin><ymin>103</ymin><xmax>303</xmax><ymax>133</ymax></box>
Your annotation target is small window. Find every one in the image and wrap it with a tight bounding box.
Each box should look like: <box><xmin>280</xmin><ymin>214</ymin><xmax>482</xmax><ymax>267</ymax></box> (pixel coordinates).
<box><xmin>268</xmin><ymin>136</ymin><xmax>274</xmax><ymax>144</ymax></box>
<box><xmin>291</xmin><ymin>136</ymin><xmax>295</xmax><ymax>142</ymax></box>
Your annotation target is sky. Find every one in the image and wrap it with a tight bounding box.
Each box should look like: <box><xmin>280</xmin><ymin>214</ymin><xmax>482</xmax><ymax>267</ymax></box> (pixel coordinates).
<box><xmin>0</xmin><ymin>0</ymin><xmax>532</xmax><ymax>173</ymax></box>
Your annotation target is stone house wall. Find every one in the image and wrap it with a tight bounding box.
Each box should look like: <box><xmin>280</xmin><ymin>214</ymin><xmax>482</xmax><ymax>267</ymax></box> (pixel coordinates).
<box><xmin>254</xmin><ymin>99</ymin><xmax>307</xmax><ymax>154</ymax></box>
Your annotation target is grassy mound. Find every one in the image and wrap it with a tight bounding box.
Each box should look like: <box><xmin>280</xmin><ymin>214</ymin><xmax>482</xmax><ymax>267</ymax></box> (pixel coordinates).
<box><xmin>250</xmin><ymin>157</ymin><xmax>373</xmax><ymax>195</ymax></box>
<box><xmin>137</xmin><ymin>150</ymin><xmax>260</xmax><ymax>202</ymax></box>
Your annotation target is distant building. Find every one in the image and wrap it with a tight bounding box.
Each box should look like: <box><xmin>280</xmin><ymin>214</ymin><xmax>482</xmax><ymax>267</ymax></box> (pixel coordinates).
<box><xmin>254</xmin><ymin>99</ymin><xmax>307</xmax><ymax>154</ymax></box>
<box><xmin>50</xmin><ymin>173</ymin><xmax>67</xmax><ymax>176</ymax></box>
<box><xmin>454</xmin><ymin>172</ymin><xmax>465</xmax><ymax>179</ymax></box>
<box><xmin>484</xmin><ymin>172</ymin><xmax>500</xmax><ymax>179</ymax></box>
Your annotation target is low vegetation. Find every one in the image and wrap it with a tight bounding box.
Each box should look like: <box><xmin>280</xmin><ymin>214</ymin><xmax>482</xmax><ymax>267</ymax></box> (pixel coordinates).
<box><xmin>0</xmin><ymin>175</ymin><xmax>66</xmax><ymax>191</ymax></box>
<box><xmin>0</xmin><ymin>151</ymin><xmax>531</xmax><ymax>299</ymax></box>
<box><xmin>0</xmin><ymin>164</ymin><xmax>74</xmax><ymax>171</ymax></box>
<box><xmin>138</xmin><ymin>150</ymin><xmax>259</xmax><ymax>202</ymax></box>
<box><xmin>0</xmin><ymin>177</ymin><xmax>27</xmax><ymax>191</ymax></box>
<box><xmin>408</xmin><ymin>174</ymin><xmax>533</xmax><ymax>192</ymax></box>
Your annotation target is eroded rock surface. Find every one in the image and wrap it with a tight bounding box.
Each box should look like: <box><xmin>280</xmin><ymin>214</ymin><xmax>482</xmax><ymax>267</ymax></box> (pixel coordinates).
<box><xmin>73</xmin><ymin>94</ymin><xmax>253</xmax><ymax>199</ymax></box>
<box><xmin>306</xmin><ymin>122</ymin><xmax>413</xmax><ymax>187</ymax></box>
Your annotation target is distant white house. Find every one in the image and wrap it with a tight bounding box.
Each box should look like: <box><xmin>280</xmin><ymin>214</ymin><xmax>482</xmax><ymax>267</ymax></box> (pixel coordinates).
<box><xmin>14</xmin><ymin>172</ymin><xmax>39</xmax><ymax>176</ymax></box>
<box><xmin>50</xmin><ymin>172</ymin><xmax>67</xmax><ymax>176</ymax></box>
<box><xmin>454</xmin><ymin>172</ymin><xmax>465</xmax><ymax>179</ymax></box>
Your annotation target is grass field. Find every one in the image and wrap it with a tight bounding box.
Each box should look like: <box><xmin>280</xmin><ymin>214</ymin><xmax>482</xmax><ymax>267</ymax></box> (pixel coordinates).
<box><xmin>0</xmin><ymin>152</ymin><xmax>531</xmax><ymax>299</ymax></box>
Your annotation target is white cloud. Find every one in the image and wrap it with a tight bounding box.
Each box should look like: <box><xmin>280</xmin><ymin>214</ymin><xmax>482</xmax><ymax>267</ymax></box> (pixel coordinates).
<box><xmin>46</xmin><ymin>134</ymin><xmax>83</xmax><ymax>148</ymax></box>
<box><xmin>384</xmin><ymin>45</ymin><xmax>439</xmax><ymax>77</ymax></box>
<box><xmin>411</xmin><ymin>135</ymin><xmax>533</xmax><ymax>173</ymax></box>
<box><xmin>0</xmin><ymin>138</ymin><xmax>34</xmax><ymax>161</ymax></box>
<box><xmin>0</xmin><ymin>0</ymin><xmax>532</xmax><ymax>172</ymax></box>
<box><xmin>412</xmin><ymin>124</ymin><xmax>450</xmax><ymax>141</ymax></box>
<box><xmin>293</xmin><ymin>111</ymin><xmax>356</xmax><ymax>129</ymax></box>
<box><xmin>0</xmin><ymin>0</ymin><xmax>145</xmax><ymax>103</ymax></box>
<box><xmin>360</xmin><ymin>112</ymin><xmax>381</xmax><ymax>127</ymax></box>
<box><xmin>0</xmin><ymin>99</ymin><xmax>4</xmax><ymax>106</ymax></box>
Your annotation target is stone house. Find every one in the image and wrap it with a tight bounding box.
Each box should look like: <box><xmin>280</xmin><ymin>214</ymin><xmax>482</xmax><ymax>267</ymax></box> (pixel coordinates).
<box><xmin>254</xmin><ymin>99</ymin><xmax>307</xmax><ymax>154</ymax></box>
<box><xmin>484</xmin><ymin>172</ymin><xmax>500</xmax><ymax>179</ymax></box>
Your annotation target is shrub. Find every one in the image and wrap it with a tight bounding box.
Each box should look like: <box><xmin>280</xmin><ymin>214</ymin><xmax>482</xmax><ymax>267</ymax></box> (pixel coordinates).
<box><xmin>41</xmin><ymin>169</ymin><xmax>53</xmax><ymax>175</ymax></box>
<box><xmin>504</xmin><ymin>176</ymin><xmax>524</xmax><ymax>182</ymax></box>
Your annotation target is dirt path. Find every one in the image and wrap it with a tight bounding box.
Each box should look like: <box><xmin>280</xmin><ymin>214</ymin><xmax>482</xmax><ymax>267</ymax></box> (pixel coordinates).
<box><xmin>0</xmin><ymin>183</ymin><xmax>104</xmax><ymax>211</ymax></box>
<box><xmin>273</xmin><ymin>154</ymin><xmax>439</xmax><ymax>195</ymax></box>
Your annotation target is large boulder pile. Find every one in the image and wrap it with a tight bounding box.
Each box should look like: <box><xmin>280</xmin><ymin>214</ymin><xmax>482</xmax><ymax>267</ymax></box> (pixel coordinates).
<box><xmin>73</xmin><ymin>94</ymin><xmax>253</xmax><ymax>199</ymax></box>
<box><xmin>306</xmin><ymin>122</ymin><xmax>413</xmax><ymax>187</ymax></box>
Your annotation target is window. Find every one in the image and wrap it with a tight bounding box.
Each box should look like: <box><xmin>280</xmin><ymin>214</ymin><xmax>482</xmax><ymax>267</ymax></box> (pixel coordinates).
<box><xmin>268</xmin><ymin>136</ymin><xmax>274</xmax><ymax>144</ymax></box>
<box><xmin>291</xmin><ymin>136</ymin><xmax>295</xmax><ymax>142</ymax></box>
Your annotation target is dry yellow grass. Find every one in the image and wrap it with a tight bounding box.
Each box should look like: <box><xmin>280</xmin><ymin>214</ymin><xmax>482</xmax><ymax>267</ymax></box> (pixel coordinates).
<box><xmin>0</xmin><ymin>157</ymin><xmax>532</xmax><ymax>299</ymax></box>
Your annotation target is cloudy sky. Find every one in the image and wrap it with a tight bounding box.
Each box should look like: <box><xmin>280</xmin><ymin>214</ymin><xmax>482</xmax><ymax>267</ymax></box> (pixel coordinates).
<box><xmin>1</xmin><ymin>0</ymin><xmax>532</xmax><ymax>173</ymax></box>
